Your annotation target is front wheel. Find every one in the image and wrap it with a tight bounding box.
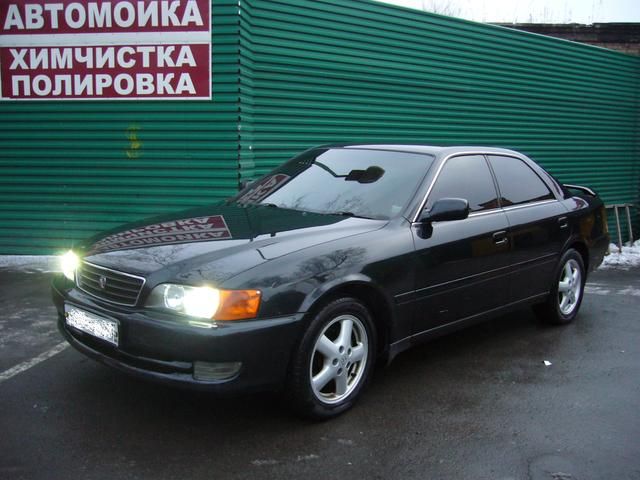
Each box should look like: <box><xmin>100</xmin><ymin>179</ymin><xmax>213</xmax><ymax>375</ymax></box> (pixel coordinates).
<box><xmin>287</xmin><ymin>297</ymin><xmax>376</xmax><ymax>419</ymax></box>
<box><xmin>534</xmin><ymin>248</ymin><xmax>585</xmax><ymax>325</ymax></box>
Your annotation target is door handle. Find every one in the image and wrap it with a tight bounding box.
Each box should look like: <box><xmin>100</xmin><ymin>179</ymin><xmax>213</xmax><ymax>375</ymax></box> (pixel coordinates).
<box><xmin>558</xmin><ymin>216</ymin><xmax>569</xmax><ymax>229</ymax></box>
<box><xmin>493</xmin><ymin>231</ymin><xmax>508</xmax><ymax>245</ymax></box>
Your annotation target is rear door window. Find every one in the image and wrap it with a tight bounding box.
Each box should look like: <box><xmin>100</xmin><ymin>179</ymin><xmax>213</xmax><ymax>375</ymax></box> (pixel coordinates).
<box><xmin>488</xmin><ymin>155</ymin><xmax>555</xmax><ymax>207</ymax></box>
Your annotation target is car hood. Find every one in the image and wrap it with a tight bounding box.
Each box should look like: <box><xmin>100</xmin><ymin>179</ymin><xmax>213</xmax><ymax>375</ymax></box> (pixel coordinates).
<box><xmin>79</xmin><ymin>203</ymin><xmax>386</xmax><ymax>284</ymax></box>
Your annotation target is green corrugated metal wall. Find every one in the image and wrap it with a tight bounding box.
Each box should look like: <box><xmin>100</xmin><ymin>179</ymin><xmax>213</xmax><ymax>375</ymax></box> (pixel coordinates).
<box><xmin>1</xmin><ymin>0</ymin><xmax>639</xmax><ymax>254</ymax></box>
<box><xmin>238</xmin><ymin>0</ymin><xmax>640</xmax><ymax>235</ymax></box>
<box><xmin>0</xmin><ymin>0</ymin><xmax>241</xmax><ymax>255</ymax></box>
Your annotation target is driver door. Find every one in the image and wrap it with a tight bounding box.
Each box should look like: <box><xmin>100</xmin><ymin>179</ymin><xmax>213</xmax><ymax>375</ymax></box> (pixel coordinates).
<box><xmin>411</xmin><ymin>154</ymin><xmax>512</xmax><ymax>335</ymax></box>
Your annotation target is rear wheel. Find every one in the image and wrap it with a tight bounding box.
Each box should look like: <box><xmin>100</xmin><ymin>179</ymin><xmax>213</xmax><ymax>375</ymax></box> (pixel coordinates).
<box><xmin>287</xmin><ymin>297</ymin><xmax>376</xmax><ymax>419</ymax></box>
<box><xmin>534</xmin><ymin>249</ymin><xmax>585</xmax><ymax>325</ymax></box>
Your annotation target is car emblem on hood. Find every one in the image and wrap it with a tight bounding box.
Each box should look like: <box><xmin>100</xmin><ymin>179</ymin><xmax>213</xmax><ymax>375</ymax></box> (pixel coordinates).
<box><xmin>98</xmin><ymin>275</ymin><xmax>108</xmax><ymax>290</ymax></box>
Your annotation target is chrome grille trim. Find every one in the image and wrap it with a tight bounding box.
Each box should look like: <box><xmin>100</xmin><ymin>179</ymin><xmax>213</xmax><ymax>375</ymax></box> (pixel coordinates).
<box><xmin>76</xmin><ymin>260</ymin><xmax>146</xmax><ymax>307</ymax></box>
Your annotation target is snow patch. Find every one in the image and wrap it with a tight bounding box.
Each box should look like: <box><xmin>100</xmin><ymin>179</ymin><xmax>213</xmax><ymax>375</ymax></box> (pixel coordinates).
<box><xmin>251</xmin><ymin>459</ymin><xmax>279</xmax><ymax>467</ymax></box>
<box><xmin>584</xmin><ymin>285</ymin><xmax>611</xmax><ymax>296</ymax></box>
<box><xmin>0</xmin><ymin>255</ymin><xmax>60</xmax><ymax>272</ymax></box>
<box><xmin>296</xmin><ymin>454</ymin><xmax>320</xmax><ymax>462</ymax></box>
<box><xmin>601</xmin><ymin>240</ymin><xmax>640</xmax><ymax>269</ymax></box>
<box><xmin>618</xmin><ymin>287</ymin><xmax>640</xmax><ymax>297</ymax></box>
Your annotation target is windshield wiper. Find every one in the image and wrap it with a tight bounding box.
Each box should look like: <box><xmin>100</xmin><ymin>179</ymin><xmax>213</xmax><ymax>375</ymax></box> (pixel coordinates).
<box><xmin>328</xmin><ymin>211</ymin><xmax>376</xmax><ymax>220</ymax></box>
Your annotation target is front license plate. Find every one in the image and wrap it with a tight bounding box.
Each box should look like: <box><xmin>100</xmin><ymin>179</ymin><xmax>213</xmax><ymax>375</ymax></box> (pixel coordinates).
<box><xmin>65</xmin><ymin>305</ymin><xmax>119</xmax><ymax>346</ymax></box>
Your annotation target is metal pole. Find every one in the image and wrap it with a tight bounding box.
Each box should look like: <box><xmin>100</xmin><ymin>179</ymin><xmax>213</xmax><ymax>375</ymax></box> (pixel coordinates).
<box><xmin>614</xmin><ymin>206</ymin><xmax>623</xmax><ymax>253</ymax></box>
<box><xmin>625</xmin><ymin>205</ymin><xmax>633</xmax><ymax>246</ymax></box>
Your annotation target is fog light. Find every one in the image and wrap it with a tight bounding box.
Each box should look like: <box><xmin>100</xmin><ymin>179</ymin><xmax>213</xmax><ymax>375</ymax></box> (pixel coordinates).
<box><xmin>193</xmin><ymin>361</ymin><xmax>242</xmax><ymax>381</ymax></box>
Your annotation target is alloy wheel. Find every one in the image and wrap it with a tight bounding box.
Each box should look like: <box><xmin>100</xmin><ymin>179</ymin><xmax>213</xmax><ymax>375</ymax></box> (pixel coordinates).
<box><xmin>558</xmin><ymin>258</ymin><xmax>582</xmax><ymax>316</ymax></box>
<box><xmin>309</xmin><ymin>314</ymin><xmax>368</xmax><ymax>405</ymax></box>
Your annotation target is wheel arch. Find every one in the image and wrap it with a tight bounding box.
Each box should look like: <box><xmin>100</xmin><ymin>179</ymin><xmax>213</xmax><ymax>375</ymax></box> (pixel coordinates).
<box><xmin>301</xmin><ymin>277</ymin><xmax>395</xmax><ymax>361</ymax></box>
<box><xmin>565</xmin><ymin>239</ymin><xmax>589</xmax><ymax>273</ymax></box>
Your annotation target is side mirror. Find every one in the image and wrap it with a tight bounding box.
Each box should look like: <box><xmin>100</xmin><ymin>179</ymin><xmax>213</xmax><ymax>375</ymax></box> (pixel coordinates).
<box><xmin>421</xmin><ymin>198</ymin><xmax>469</xmax><ymax>223</ymax></box>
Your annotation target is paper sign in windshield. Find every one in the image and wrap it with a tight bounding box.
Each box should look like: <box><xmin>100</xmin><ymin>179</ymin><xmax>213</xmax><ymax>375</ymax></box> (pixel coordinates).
<box><xmin>238</xmin><ymin>174</ymin><xmax>291</xmax><ymax>204</ymax></box>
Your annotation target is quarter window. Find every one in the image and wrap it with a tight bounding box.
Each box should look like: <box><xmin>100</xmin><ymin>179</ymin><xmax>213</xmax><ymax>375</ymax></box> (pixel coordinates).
<box><xmin>427</xmin><ymin>155</ymin><xmax>499</xmax><ymax>213</ymax></box>
<box><xmin>488</xmin><ymin>155</ymin><xmax>554</xmax><ymax>207</ymax></box>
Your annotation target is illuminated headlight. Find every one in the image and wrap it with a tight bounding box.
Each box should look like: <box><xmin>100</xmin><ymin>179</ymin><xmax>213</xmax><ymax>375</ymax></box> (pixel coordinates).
<box><xmin>147</xmin><ymin>284</ymin><xmax>220</xmax><ymax>319</ymax></box>
<box><xmin>146</xmin><ymin>284</ymin><xmax>261</xmax><ymax>321</ymax></box>
<box><xmin>60</xmin><ymin>250</ymin><xmax>80</xmax><ymax>281</ymax></box>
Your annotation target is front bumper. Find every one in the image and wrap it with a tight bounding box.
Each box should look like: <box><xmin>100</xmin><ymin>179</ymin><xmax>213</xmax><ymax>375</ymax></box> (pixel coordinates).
<box><xmin>52</xmin><ymin>277</ymin><xmax>307</xmax><ymax>393</ymax></box>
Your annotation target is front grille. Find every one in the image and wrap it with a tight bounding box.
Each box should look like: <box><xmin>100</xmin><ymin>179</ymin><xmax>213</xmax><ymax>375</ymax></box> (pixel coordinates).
<box><xmin>77</xmin><ymin>261</ymin><xmax>145</xmax><ymax>306</ymax></box>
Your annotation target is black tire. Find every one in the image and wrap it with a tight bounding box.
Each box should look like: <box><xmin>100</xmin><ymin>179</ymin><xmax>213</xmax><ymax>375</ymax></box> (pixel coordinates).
<box><xmin>287</xmin><ymin>297</ymin><xmax>377</xmax><ymax>420</ymax></box>
<box><xmin>534</xmin><ymin>248</ymin><xmax>586</xmax><ymax>325</ymax></box>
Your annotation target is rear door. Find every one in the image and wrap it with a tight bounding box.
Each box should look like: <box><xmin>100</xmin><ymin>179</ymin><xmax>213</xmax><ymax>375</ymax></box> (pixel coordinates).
<box><xmin>487</xmin><ymin>155</ymin><xmax>570</xmax><ymax>300</ymax></box>
<box><xmin>411</xmin><ymin>154</ymin><xmax>511</xmax><ymax>334</ymax></box>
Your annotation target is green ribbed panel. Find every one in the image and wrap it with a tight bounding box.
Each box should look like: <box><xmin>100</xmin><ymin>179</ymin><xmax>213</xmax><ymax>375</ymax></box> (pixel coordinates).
<box><xmin>239</xmin><ymin>0</ymin><xmax>639</xmax><ymax>236</ymax></box>
<box><xmin>1</xmin><ymin>0</ymin><xmax>639</xmax><ymax>254</ymax></box>
<box><xmin>0</xmin><ymin>0</ymin><xmax>241</xmax><ymax>254</ymax></box>
<box><xmin>239</xmin><ymin>0</ymin><xmax>257</xmax><ymax>182</ymax></box>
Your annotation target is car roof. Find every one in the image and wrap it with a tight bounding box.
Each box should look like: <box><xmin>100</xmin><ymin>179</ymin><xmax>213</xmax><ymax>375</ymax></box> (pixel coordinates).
<box><xmin>322</xmin><ymin>144</ymin><xmax>526</xmax><ymax>159</ymax></box>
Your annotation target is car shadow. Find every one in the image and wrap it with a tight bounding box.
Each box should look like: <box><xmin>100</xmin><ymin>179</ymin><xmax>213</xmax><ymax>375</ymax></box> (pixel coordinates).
<box><xmin>59</xmin><ymin>305</ymin><xmax>559</xmax><ymax>428</ymax></box>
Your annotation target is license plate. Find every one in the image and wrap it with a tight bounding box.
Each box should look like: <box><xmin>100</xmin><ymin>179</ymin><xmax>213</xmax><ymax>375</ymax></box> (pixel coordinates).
<box><xmin>65</xmin><ymin>305</ymin><xmax>119</xmax><ymax>346</ymax></box>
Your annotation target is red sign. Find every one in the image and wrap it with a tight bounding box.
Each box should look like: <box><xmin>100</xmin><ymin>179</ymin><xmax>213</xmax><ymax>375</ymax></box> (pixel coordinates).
<box><xmin>0</xmin><ymin>1</ymin><xmax>211</xmax><ymax>100</ymax></box>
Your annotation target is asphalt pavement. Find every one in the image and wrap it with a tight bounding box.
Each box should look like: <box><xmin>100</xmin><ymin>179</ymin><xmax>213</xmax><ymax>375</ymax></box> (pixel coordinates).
<box><xmin>0</xmin><ymin>266</ymin><xmax>638</xmax><ymax>480</ymax></box>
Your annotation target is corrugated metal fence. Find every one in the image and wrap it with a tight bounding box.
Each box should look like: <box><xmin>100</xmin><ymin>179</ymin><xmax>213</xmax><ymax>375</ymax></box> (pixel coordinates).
<box><xmin>239</xmin><ymin>0</ymin><xmax>639</xmax><ymax>235</ymax></box>
<box><xmin>1</xmin><ymin>0</ymin><xmax>638</xmax><ymax>254</ymax></box>
<box><xmin>0</xmin><ymin>0</ymin><xmax>241</xmax><ymax>254</ymax></box>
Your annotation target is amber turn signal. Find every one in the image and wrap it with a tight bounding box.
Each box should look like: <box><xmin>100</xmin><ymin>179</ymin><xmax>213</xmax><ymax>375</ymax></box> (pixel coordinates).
<box><xmin>215</xmin><ymin>290</ymin><xmax>262</xmax><ymax>321</ymax></box>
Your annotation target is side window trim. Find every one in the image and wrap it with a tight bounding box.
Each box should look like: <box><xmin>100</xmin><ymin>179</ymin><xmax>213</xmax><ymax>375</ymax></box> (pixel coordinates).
<box><xmin>411</xmin><ymin>156</ymin><xmax>450</xmax><ymax>222</ymax></box>
<box><xmin>483</xmin><ymin>153</ymin><xmax>503</xmax><ymax>209</ymax></box>
<box><xmin>411</xmin><ymin>151</ymin><xmax>563</xmax><ymax>222</ymax></box>
<box><xmin>501</xmin><ymin>199</ymin><xmax>558</xmax><ymax>212</ymax></box>
<box><xmin>484</xmin><ymin>153</ymin><xmax>504</xmax><ymax>210</ymax></box>
<box><xmin>486</xmin><ymin>154</ymin><xmax>555</xmax><ymax>208</ymax></box>
<box><xmin>411</xmin><ymin>152</ymin><xmax>496</xmax><ymax>222</ymax></box>
<box><xmin>423</xmin><ymin>153</ymin><xmax>500</xmax><ymax>215</ymax></box>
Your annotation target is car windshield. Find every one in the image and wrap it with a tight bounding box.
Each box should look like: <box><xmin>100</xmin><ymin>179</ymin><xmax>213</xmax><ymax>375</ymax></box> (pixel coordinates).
<box><xmin>233</xmin><ymin>148</ymin><xmax>434</xmax><ymax>219</ymax></box>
